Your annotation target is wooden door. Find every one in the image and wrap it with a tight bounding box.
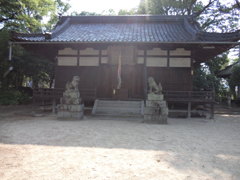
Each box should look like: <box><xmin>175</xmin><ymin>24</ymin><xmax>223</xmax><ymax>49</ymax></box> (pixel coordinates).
<box><xmin>98</xmin><ymin>45</ymin><xmax>144</xmax><ymax>100</ymax></box>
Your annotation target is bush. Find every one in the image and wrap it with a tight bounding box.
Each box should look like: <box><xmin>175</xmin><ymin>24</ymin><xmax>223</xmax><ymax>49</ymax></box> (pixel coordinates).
<box><xmin>0</xmin><ymin>89</ymin><xmax>31</xmax><ymax>105</ymax></box>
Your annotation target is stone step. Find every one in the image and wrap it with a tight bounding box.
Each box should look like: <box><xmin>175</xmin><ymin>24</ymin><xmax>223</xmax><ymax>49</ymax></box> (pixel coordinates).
<box><xmin>98</xmin><ymin>100</ymin><xmax>142</xmax><ymax>106</ymax></box>
<box><xmin>92</xmin><ymin>99</ymin><xmax>144</xmax><ymax>117</ymax></box>
<box><xmin>93</xmin><ymin>112</ymin><xmax>143</xmax><ymax>118</ymax></box>
<box><xmin>97</xmin><ymin>103</ymin><xmax>142</xmax><ymax>108</ymax></box>
<box><xmin>95</xmin><ymin>107</ymin><xmax>142</xmax><ymax>114</ymax></box>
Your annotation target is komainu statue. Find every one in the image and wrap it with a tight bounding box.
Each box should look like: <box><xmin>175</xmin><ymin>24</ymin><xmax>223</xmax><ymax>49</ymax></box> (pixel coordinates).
<box><xmin>144</xmin><ymin>76</ymin><xmax>168</xmax><ymax>124</ymax></box>
<box><xmin>62</xmin><ymin>76</ymin><xmax>81</xmax><ymax>104</ymax></box>
<box><xmin>58</xmin><ymin>75</ymin><xmax>84</xmax><ymax>119</ymax></box>
<box><xmin>148</xmin><ymin>77</ymin><xmax>163</xmax><ymax>94</ymax></box>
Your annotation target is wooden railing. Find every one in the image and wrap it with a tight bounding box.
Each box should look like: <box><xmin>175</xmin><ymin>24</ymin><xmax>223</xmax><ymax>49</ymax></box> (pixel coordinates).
<box><xmin>33</xmin><ymin>88</ymin><xmax>63</xmax><ymax>100</ymax></box>
<box><xmin>33</xmin><ymin>88</ymin><xmax>97</xmax><ymax>102</ymax></box>
<box><xmin>162</xmin><ymin>91</ymin><xmax>214</xmax><ymax>119</ymax></box>
<box><xmin>163</xmin><ymin>91</ymin><xmax>214</xmax><ymax>102</ymax></box>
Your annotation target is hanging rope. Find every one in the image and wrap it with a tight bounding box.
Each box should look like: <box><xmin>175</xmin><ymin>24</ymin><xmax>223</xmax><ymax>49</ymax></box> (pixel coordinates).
<box><xmin>117</xmin><ymin>50</ymin><xmax>122</xmax><ymax>89</ymax></box>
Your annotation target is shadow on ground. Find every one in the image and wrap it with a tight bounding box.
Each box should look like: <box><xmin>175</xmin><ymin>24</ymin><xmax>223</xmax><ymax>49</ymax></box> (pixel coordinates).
<box><xmin>0</xmin><ymin>105</ymin><xmax>240</xmax><ymax>178</ymax></box>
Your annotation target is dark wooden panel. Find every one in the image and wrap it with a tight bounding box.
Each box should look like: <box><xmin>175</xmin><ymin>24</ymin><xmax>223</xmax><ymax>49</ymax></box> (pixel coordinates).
<box><xmin>55</xmin><ymin>66</ymin><xmax>192</xmax><ymax>100</ymax></box>
<box><xmin>55</xmin><ymin>66</ymin><xmax>99</xmax><ymax>89</ymax></box>
<box><xmin>97</xmin><ymin>65</ymin><xmax>113</xmax><ymax>98</ymax></box>
<box><xmin>147</xmin><ymin>67</ymin><xmax>192</xmax><ymax>91</ymax></box>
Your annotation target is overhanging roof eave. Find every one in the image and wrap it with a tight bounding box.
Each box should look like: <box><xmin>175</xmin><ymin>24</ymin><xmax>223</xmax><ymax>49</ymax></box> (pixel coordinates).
<box><xmin>11</xmin><ymin>41</ymin><xmax>240</xmax><ymax>45</ymax></box>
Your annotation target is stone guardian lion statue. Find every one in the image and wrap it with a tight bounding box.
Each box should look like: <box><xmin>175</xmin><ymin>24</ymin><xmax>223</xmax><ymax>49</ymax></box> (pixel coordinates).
<box><xmin>148</xmin><ymin>77</ymin><xmax>163</xmax><ymax>94</ymax></box>
<box><xmin>62</xmin><ymin>76</ymin><xmax>81</xmax><ymax>104</ymax></box>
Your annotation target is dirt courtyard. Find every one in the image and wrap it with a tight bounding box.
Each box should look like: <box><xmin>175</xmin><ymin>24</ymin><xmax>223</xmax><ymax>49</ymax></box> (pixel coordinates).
<box><xmin>0</xmin><ymin>106</ymin><xmax>240</xmax><ymax>180</ymax></box>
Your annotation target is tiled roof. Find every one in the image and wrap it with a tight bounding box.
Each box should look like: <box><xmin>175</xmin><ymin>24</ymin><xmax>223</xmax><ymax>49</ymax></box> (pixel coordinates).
<box><xmin>13</xmin><ymin>15</ymin><xmax>240</xmax><ymax>43</ymax></box>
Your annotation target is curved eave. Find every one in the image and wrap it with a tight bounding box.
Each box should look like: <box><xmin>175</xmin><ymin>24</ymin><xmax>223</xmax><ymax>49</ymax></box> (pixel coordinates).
<box><xmin>11</xmin><ymin>40</ymin><xmax>240</xmax><ymax>45</ymax></box>
<box><xmin>197</xmin><ymin>30</ymin><xmax>240</xmax><ymax>42</ymax></box>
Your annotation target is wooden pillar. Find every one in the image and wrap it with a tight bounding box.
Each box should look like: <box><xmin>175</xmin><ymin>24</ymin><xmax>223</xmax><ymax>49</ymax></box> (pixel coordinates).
<box><xmin>96</xmin><ymin>50</ymin><xmax>102</xmax><ymax>98</ymax></box>
<box><xmin>210</xmin><ymin>102</ymin><xmax>214</xmax><ymax>119</ymax></box>
<box><xmin>187</xmin><ymin>102</ymin><xmax>191</xmax><ymax>118</ymax></box>
<box><xmin>210</xmin><ymin>91</ymin><xmax>215</xmax><ymax>119</ymax></box>
<box><xmin>187</xmin><ymin>91</ymin><xmax>191</xmax><ymax>118</ymax></box>
<box><xmin>143</xmin><ymin>49</ymin><xmax>147</xmax><ymax>100</ymax></box>
<box><xmin>52</xmin><ymin>99</ymin><xmax>56</xmax><ymax>114</ymax></box>
<box><xmin>77</xmin><ymin>48</ymin><xmax>80</xmax><ymax>66</ymax></box>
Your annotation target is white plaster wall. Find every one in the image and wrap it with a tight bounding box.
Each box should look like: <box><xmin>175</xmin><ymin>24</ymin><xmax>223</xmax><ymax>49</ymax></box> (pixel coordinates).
<box><xmin>101</xmin><ymin>57</ymin><xmax>108</xmax><ymax>64</ymax></box>
<box><xmin>147</xmin><ymin>48</ymin><xmax>167</xmax><ymax>56</ymax></box>
<box><xmin>146</xmin><ymin>57</ymin><xmax>168</xmax><ymax>67</ymax></box>
<box><xmin>101</xmin><ymin>50</ymin><xmax>107</xmax><ymax>55</ymax></box>
<box><xmin>80</xmin><ymin>48</ymin><xmax>99</xmax><ymax>55</ymax></box>
<box><xmin>58</xmin><ymin>48</ymin><xmax>77</xmax><ymax>55</ymax></box>
<box><xmin>79</xmin><ymin>57</ymin><xmax>99</xmax><ymax>66</ymax></box>
<box><xmin>169</xmin><ymin>48</ymin><xmax>191</xmax><ymax>56</ymax></box>
<box><xmin>137</xmin><ymin>57</ymin><xmax>144</xmax><ymax>64</ymax></box>
<box><xmin>169</xmin><ymin>58</ymin><xmax>191</xmax><ymax>67</ymax></box>
<box><xmin>138</xmin><ymin>50</ymin><xmax>144</xmax><ymax>56</ymax></box>
<box><xmin>57</xmin><ymin>57</ymin><xmax>78</xmax><ymax>66</ymax></box>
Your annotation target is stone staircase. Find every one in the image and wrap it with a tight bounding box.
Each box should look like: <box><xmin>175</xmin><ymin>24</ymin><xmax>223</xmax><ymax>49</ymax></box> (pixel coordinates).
<box><xmin>92</xmin><ymin>99</ymin><xmax>144</xmax><ymax>117</ymax></box>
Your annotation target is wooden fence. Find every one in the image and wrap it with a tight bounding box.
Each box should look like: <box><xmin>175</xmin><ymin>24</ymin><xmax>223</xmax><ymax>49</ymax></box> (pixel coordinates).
<box><xmin>163</xmin><ymin>91</ymin><xmax>214</xmax><ymax>118</ymax></box>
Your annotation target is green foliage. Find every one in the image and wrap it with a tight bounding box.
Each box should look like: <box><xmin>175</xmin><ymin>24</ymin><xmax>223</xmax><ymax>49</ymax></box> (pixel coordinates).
<box><xmin>138</xmin><ymin>0</ymin><xmax>199</xmax><ymax>15</ymax></box>
<box><xmin>193</xmin><ymin>66</ymin><xmax>228</xmax><ymax>101</ymax></box>
<box><xmin>0</xmin><ymin>0</ymin><xmax>65</xmax><ymax>89</ymax></box>
<box><xmin>0</xmin><ymin>89</ymin><xmax>31</xmax><ymax>105</ymax></box>
<box><xmin>137</xmin><ymin>0</ymin><xmax>240</xmax><ymax>32</ymax></box>
<box><xmin>229</xmin><ymin>65</ymin><xmax>240</xmax><ymax>97</ymax></box>
<box><xmin>101</xmin><ymin>9</ymin><xmax>117</xmax><ymax>15</ymax></box>
<box><xmin>193</xmin><ymin>66</ymin><xmax>209</xmax><ymax>90</ymax></box>
<box><xmin>118</xmin><ymin>8</ymin><xmax>138</xmax><ymax>15</ymax></box>
<box><xmin>193</xmin><ymin>53</ymin><xmax>229</xmax><ymax>101</ymax></box>
<box><xmin>10</xmin><ymin>46</ymin><xmax>54</xmax><ymax>88</ymax></box>
<box><xmin>0</xmin><ymin>0</ymin><xmax>70</xmax><ymax>32</ymax></box>
<box><xmin>71</xmin><ymin>11</ymin><xmax>100</xmax><ymax>16</ymax></box>
<box><xmin>206</xmin><ymin>53</ymin><xmax>229</xmax><ymax>74</ymax></box>
<box><xmin>0</xmin><ymin>30</ymin><xmax>54</xmax><ymax>89</ymax></box>
<box><xmin>0</xmin><ymin>30</ymin><xmax>12</xmax><ymax>87</ymax></box>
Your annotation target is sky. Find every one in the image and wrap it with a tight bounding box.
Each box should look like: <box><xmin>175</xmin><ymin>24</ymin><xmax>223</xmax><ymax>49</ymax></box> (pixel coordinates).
<box><xmin>65</xmin><ymin>0</ymin><xmax>141</xmax><ymax>14</ymax></box>
<box><xmin>64</xmin><ymin>0</ymin><xmax>237</xmax><ymax>15</ymax></box>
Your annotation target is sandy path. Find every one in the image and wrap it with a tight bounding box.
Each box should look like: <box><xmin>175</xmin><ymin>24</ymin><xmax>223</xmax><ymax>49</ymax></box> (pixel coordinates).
<box><xmin>0</xmin><ymin>114</ymin><xmax>240</xmax><ymax>180</ymax></box>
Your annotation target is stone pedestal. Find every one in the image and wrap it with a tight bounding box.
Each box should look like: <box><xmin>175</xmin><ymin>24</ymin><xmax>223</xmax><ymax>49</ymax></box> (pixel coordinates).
<box><xmin>144</xmin><ymin>93</ymin><xmax>168</xmax><ymax>124</ymax></box>
<box><xmin>57</xmin><ymin>104</ymin><xmax>84</xmax><ymax>119</ymax></box>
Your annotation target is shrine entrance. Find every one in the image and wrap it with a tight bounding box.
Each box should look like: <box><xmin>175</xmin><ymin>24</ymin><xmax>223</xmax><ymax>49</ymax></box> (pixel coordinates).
<box><xmin>99</xmin><ymin>45</ymin><xmax>144</xmax><ymax>100</ymax></box>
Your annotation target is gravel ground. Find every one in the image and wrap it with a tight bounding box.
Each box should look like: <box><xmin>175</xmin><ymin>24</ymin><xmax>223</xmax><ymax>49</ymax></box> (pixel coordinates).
<box><xmin>0</xmin><ymin>109</ymin><xmax>240</xmax><ymax>180</ymax></box>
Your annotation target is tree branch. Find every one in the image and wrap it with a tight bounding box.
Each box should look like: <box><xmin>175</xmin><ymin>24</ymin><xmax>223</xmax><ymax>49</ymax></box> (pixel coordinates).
<box><xmin>235</xmin><ymin>0</ymin><xmax>240</xmax><ymax>9</ymax></box>
<box><xmin>0</xmin><ymin>14</ymin><xmax>16</xmax><ymax>23</ymax></box>
<box><xmin>193</xmin><ymin>0</ymin><xmax>216</xmax><ymax>17</ymax></box>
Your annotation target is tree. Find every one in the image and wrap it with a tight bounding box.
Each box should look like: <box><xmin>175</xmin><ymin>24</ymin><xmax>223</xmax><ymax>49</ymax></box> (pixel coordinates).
<box><xmin>137</xmin><ymin>0</ymin><xmax>240</xmax><ymax>32</ymax></box>
<box><xmin>0</xmin><ymin>0</ymin><xmax>70</xmax><ymax>33</ymax></box>
<box><xmin>118</xmin><ymin>8</ymin><xmax>138</xmax><ymax>15</ymax></box>
<box><xmin>71</xmin><ymin>11</ymin><xmax>100</xmax><ymax>16</ymax></box>
<box><xmin>229</xmin><ymin>65</ymin><xmax>240</xmax><ymax>98</ymax></box>
<box><xmin>193</xmin><ymin>52</ymin><xmax>230</xmax><ymax>100</ymax></box>
<box><xmin>0</xmin><ymin>0</ymin><xmax>70</xmax><ymax>90</ymax></box>
<box><xmin>193</xmin><ymin>53</ymin><xmax>229</xmax><ymax>91</ymax></box>
<box><xmin>0</xmin><ymin>30</ymin><xmax>54</xmax><ymax>89</ymax></box>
